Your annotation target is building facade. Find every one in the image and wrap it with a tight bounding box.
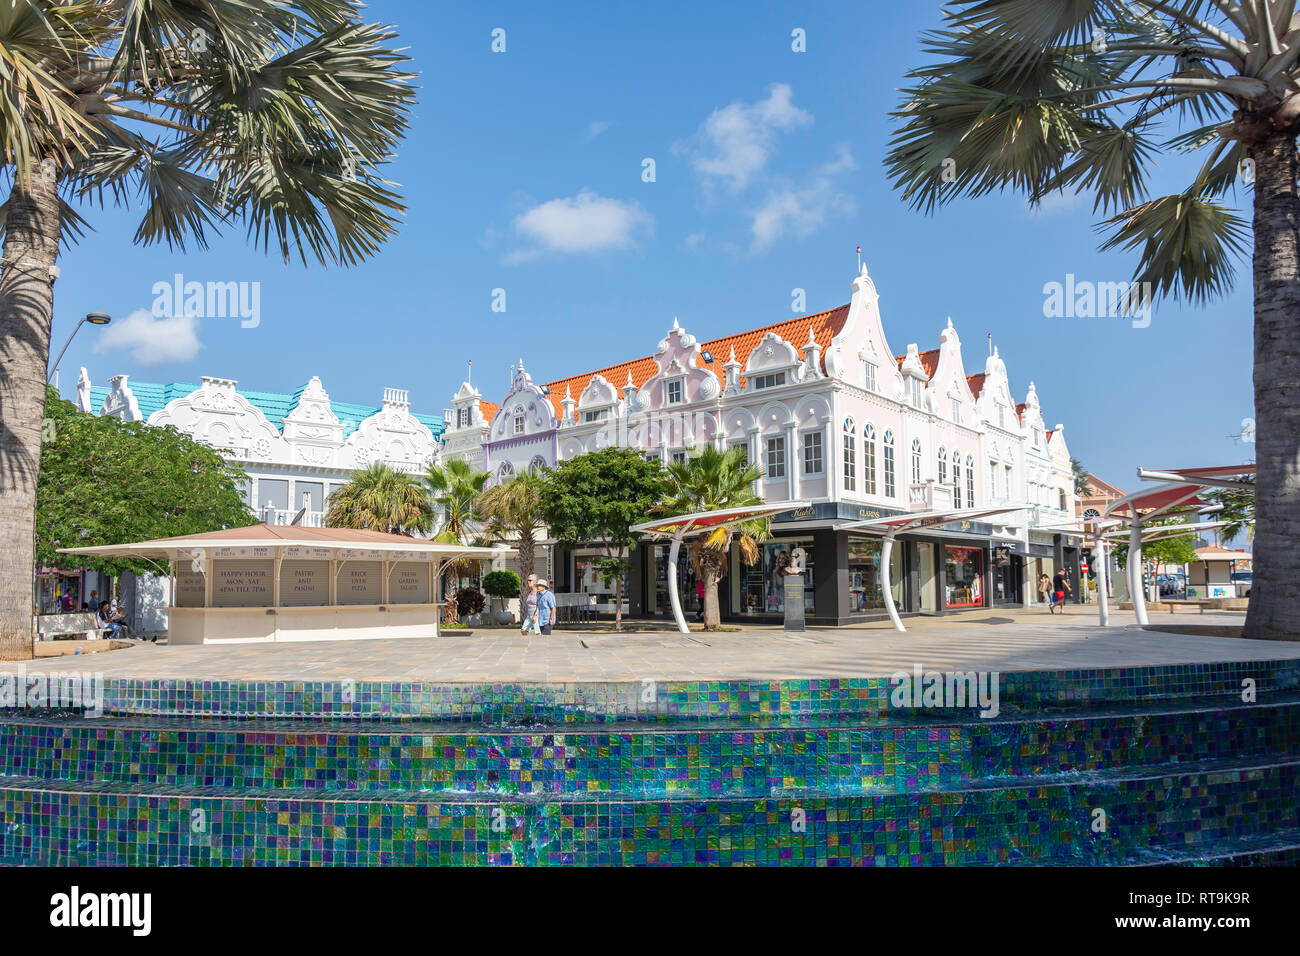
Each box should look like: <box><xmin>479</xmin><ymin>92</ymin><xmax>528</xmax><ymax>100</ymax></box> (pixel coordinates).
<box><xmin>444</xmin><ymin>265</ymin><xmax>1080</xmax><ymax>625</ymax></box>
<box><xmin>73</xmin><ymin>369</ymin><xmax>445</xmax><ymax>633</ymax></box>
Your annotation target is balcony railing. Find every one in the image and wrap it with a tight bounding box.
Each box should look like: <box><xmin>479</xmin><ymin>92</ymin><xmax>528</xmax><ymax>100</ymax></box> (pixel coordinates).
<box><xmin>258</xmin><ymin>506</ymin><xmax>326</xmax><ymax>527</ymax></box>
<box><xmin>908</xmin><ymin>480</ymin><xmax>953</xmax><ymax>512</ymax></box>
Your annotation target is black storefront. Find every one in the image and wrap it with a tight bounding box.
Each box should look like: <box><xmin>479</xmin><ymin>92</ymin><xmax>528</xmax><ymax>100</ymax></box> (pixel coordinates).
<box><xmin>604</xmin><ymin>502</ymin><xmax>1012</xmax><ymax>627</ymax></box>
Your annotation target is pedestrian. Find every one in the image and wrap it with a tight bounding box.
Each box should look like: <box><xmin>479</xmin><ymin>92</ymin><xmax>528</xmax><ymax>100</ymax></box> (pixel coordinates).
<box><xmin>1052</xmin><ymin>569</ymin><xmax>1071</xmax><ymax>613</ymax></box>
<box><xmin>695</xmin><ymin>579</ymin><xmax>705</xmax><ymax>621</ymax></box>
<box><xmin>96</xmin><ymin>602</ymin><xmax>124</xmax><ymax>640</ymax></box>
<box><xmin>536</xmin><ymin>578</ymin><xmax>556</xmax><ymax>636</ymax></box>
<box><xmin>1037</xmin><ymin>573</ymin><xmax>1052</xmax><ymax>611</ymax></box>
<box><xmin>87</xmin><ymin>590</ymin><xmax>101</xmax><ymax>613</ymax></box>
<box><xmin>520</xmin><ymin>573</ymin><xmax>540</xmax><ymax>635</ymax></box>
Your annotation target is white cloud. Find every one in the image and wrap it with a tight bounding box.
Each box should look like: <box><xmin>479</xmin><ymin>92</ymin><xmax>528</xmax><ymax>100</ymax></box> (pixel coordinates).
<box><xmin>92</xmin><ymin>308</ymin><xmax>201</xmax><ymax>365</ymax></box>
<box><xmin>588</xmin><ymin>120</ymin><xmax>612</xmax><ymax>138</ymax></box>
<box><xmin>684</xmin><ymin>232</ymin><xmax>707</xmax><ymax>251</ymax></box>
<box><xmin>750</xmin><ymin>146</ymin><xmax>857</xmax><ymax>251</ymax></box>
<box><xmin>674</xmin><ymin>83</ymin><xmax>813</xmax><ymax>192</ymax></box>
<box><xmin>506</xmin><ymin>190</ymin><xmax>652</xmax><ymax>263</ymax></box>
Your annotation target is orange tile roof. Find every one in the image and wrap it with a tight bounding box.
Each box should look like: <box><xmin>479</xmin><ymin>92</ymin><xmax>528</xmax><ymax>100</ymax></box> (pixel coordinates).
<box><xmin>895</xmin><ymin>348</ymin><xmax>941</xmax><ymax>378</ymax></box>
<box><xmin>966</xmin><ymin>373</ymin><xmax>986</xmax><ymax>398</ymax></box>
<box><xmin>541</xmin><ymin>304</ymin><xmax>851</xmax><ymax>421</ymax></box>
<box><xmin>1015</xmin><ymin>402</ymin><xmax>1027</xmax><ymax>421</ymax></box>
<box><xmin>478</xmin><ymin>400</ymin><xmax>498</xmax><ymax>422</ymax></box>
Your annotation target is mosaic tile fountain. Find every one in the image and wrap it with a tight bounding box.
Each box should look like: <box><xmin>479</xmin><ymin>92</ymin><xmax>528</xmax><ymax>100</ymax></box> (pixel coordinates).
<box><xmin>2</xmin><ymin>659</ymin><xmax>1299</xmax><ymax>865</ymax></box>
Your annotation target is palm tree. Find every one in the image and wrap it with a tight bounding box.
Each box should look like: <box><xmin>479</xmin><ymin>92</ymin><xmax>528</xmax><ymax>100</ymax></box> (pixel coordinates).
<box><xmin>477</xmin><ymin>471</ymin><xmax>547</xmax><ymax>603</ymax></box>
<box><xmin>426</xmin><ymin>458</ymin><xmax>489</xmax><ymax>624</ymax></box>
<box><xmin>0</xmin><ymin>2</ymin><xmax>413</xmax><ymax>657</ymax></box>
<box><xmin>660</xmin><ymin>444</ymin><xmax>769</xmax><ymax>630</ymax></box>
<box><xmin>886</xmin><ymin>1</ymin><xmax>1296</xmax><ymax>640</ymax></box>
<box><xmin>325</xmin><ymin>463</ymin><xmax>432</xmax><ymax>536</ymax></box>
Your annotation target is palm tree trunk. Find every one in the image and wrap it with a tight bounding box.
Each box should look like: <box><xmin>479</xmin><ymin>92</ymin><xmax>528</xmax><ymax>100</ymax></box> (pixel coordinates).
<box><xmin>613</xmin><ymin>547</ymin><xmax>624</xmax><ymax>632</ymax></box>
<box><xmin>0</xmin><ymin>161</ymin><xmax>61</xmax><ymax>660</ymax></box>
<box><xmin>518</xmin><ymin>528</ymin><xmax>535</xmax><ymax>605</ymax></box>
<box><xmin>1244</xmin><ymin>131</ymin><xmax>1300</xmax><ymax>640</ymax></box>
<box><xmin>702</xmin><ymin>563</ymin><xmax>721</xmax><ymax>630</ymax></box>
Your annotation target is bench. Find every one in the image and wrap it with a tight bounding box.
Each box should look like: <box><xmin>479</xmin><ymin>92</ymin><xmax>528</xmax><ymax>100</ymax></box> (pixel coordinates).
<box><xmin>1156</xmin><ymin>599</ymin><xmax>1217</xmax><ymax>614</ymax></box>
<box><xmin>34</xmin><ymin>612</ymin><xmax>104</xmax><ymax>641</ymax></box>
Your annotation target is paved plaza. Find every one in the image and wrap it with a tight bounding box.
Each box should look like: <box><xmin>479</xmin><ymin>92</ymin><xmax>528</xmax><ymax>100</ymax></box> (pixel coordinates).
<box><xmin>23</xmin><ymin>606</ymin><xmax>1299</xmax><ymax>683</ymax></box>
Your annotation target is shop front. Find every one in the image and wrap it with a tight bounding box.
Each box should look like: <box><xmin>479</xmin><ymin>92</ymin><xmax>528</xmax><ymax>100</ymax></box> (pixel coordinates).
<box><xmin>990</xmin><ymin>544</ymin><xmax>1025</xmax><ymax>607</ymax></box>
<box><xmin>735</xmin><ymin>539</ymin><xmax>816</xmax><ymax>619</ymax></box>
<box><xmin>944</xmin><ymin>545</ymin><xmax>985</xmax><ymax>610</ymax></box>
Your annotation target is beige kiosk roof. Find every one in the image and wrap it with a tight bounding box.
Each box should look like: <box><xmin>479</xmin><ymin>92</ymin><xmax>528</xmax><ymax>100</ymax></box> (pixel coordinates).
<box><xmin>58</xmin><ymin>524</ymin><xmax>514</xmax><ymax>560</ymax></box>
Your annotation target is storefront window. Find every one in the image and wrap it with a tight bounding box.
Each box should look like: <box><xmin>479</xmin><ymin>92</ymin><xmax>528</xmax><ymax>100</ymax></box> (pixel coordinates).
<box><xmin>739</xmin><ymin>541</ymin><xmax>815</xmax><ymax>615</ymax></box>
<box><xmin>652</xmin><ymin>545</ymin><xmax>700</xmax><ymax>615</ymax></box>
<box><xmin>847</xmin><ymin>537</ymin><xmax>884</xmax><ymax>611</ymax></box>
<box><xmin>945</xmin><ymin>546</ymin><xmax>984</xmax><ymax>608</ymax></box>
<box><xmin>574</xmin><ymin>553</ymin><xmax>628</xmax><ymax>597</ymax></box>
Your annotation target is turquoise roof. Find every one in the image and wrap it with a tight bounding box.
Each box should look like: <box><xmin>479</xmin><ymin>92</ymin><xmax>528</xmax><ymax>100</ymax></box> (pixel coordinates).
<box><xmin>87</xmin><ymin>381</ymin><xmax>444</xmax><ymax>440</ymax></box>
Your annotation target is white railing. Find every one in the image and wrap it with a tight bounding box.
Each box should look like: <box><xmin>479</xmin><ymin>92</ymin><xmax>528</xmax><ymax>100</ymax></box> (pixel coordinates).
<box><xmin>259</xmin><ymin>506</ymin><xmax>326</xmax><ymax>527</ymax></box>
<box><xmin>908</xmin><ymin>480</ymin><xmax>954</xmax><ymax>512</ymax></box>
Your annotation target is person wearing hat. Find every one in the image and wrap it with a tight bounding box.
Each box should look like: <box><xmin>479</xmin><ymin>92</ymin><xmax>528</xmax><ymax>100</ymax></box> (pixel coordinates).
<box><xmin>535</xmin><ymin>578</ymin><xmax>556</xmax><ymax>636</ymax></box>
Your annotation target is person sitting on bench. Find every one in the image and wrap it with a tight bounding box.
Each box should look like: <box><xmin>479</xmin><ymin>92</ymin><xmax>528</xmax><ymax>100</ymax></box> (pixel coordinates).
<box><xmin>97</xmin><ymin>603</ymin><xmax>124</xmax><ymax>640</ymax></box>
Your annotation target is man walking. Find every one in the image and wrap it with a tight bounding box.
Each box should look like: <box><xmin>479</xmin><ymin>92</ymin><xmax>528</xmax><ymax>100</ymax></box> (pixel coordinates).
<box><xmin>536</xmin><ymin>578</ymin><xmax>557</xmax><ymax>636</ymax></box>
<box><xmin>1051</xmin><ymin>569</ymin><xmax>1071</xmax><ymax>614</ymax></box>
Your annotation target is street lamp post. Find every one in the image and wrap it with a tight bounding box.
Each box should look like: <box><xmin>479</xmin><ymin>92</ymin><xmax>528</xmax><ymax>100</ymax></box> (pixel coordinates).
<box><xmin>47</xmin><ymin>311</ymin><xmax>111</xmax><ymax>387</ymax></box>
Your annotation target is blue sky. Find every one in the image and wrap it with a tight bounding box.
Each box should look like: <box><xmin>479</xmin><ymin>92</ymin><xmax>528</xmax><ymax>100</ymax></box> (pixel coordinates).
<box><xmin>51</xmin><ymin>0</ymin><xmax>1256</xmax><ymax>492</ymax></box>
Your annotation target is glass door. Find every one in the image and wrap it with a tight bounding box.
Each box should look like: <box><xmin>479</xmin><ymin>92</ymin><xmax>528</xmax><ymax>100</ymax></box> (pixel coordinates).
<box><xmin>918</xmin><ymin>542</ymin><xmax>937</xmax><ymax>612</ymax></box>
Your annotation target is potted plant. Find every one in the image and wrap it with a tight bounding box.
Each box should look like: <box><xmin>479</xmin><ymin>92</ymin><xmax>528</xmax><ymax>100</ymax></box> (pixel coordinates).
<box><xmin>454</xmin><ymin>587</ymin><xmax>486</xmax><ymax>627</ymax></box>
<box><xmin>481</xmin><ymin>570</ymin><xmax>522</xmax><ymax>626</ymax></box>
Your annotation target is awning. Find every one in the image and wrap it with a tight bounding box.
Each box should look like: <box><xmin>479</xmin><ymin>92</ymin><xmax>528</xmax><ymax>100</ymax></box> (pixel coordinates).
<box><xmin>631</xmin><ymin>501</ymin><xmax>810</xmax><ymax>537</ymax></box>
<box><xmin>58</xmin><ymin>523</ymin><xmax>514</xmax><ymax>563</ymax></box>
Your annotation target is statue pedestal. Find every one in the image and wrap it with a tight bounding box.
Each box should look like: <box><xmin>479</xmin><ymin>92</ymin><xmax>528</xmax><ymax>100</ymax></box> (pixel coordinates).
<box><xmin>783</xmin><ymin>575</ymin><xmax>806</xmax><ymax>632</ymax></box>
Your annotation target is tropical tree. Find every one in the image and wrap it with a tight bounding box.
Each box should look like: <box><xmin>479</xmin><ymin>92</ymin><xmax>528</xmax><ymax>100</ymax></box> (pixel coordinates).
<box><xmin>0</xmin><ymin>1</ymin><xmax>414</xmax><ymax>657</ymax></box>
<box><xmin>477</xmin><ymin>471</ymin><xmax>547</xmax><ymax>602</ymax></box>
<box><xmin>659</xmin><ymin>444</ymin><xmax>769</xmax><ymax>630</ymax></box>
<box><xmin>886</xmin><ymin>1</ymin><xmax>1300</xmax><ymax>640</ymax></box>
<box><xmin>540</xmin><ymin>447</ymin><xmax>665</xmax><ymax>631</ymax></box>
<box><xmin>325</xmin><ymin>463</ymin><xmax>432</xmax><ymax>536</ymax></box>
<box><xmin>1205</xmin><ymin>482</ymin><xmax>1256</xmax><ymax>544</ymax></box>
<box><xmin>425</xmin><ymin>458</ymin><xmax>489</xmax><ymax>624</ymax></box>
<box><xmin>37</xmin><ymin>388</ymin><xmax>255</xmax><ymax>580</ymax></box>
<box><xmin>1071</xmin><ymin>457</ymin><xmax>1090</xmax><ymax>497</ymax></box>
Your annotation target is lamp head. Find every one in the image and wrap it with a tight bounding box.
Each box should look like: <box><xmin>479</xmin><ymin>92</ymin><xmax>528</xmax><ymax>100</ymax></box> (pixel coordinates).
<box><xmin>85</xmin><ymin>312</ymin><xmax>111</xmax><ymax>325</ymax></box>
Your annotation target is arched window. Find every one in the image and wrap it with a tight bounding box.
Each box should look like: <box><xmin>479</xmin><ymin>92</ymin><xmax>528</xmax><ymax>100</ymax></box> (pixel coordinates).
<box><xmin>497</xmin><ymin>461</ymin><xmax>515</xmax><ymax>482</ymax></box>
<box><xmin>864</xmin><ymin>423</ymin><xmax>878</xmax><ymax>495</ymax></box>
<box><xmin>842</xmin><ymin>417</ymin><xmax>857</xmax><ymax>492</ymax></box>
<box><xmin>910</xmin><ymin>438</ymin><xmax>922</xmax><ymax>484</ymax></box>
<box><xmin>952</xmin><ymin>450</ymin><xmax>962</xmax><ymax>508</ymax></box>
<box><xmin>937</xmin><ymin>446</ymin><xmax>948</xmax><ymax>485</ymax></box>
<box><xmin>966</xmin><ymin>455</ymin><xmax>975</xmax><ymax>505</ymax></box>
<box><xmin>1083</xmin><ymin>507</ymin><xmax>1101</xmax><ymax>519</ymax></box>
<box><xmin>882</xmin><ymin>429</ymin><xmax>896</xmax><ymax>498</ymax></box>
<box><xmin>529</xmin><ymin>456</ymin><xmax>547</xmax><ymax>474</ymax></box>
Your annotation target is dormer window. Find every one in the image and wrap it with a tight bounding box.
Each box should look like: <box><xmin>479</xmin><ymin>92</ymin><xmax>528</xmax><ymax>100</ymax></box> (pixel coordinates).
<box><xmin>996</xmin><ymin>404</ymin><xmax>1005</xmax><ymax>429</ymax></box>
<box><xmin>910</xmin><ymin>379</ymin><xmax>924</xmax><ymax>408</ymax></box>
<box><xmin>865</xmin><ymin>361</ymin><xmax>878</xmax><ymax>392</ymax></box>
<box><xmin>951</xmin><ymin>398</ymin><xmax>961</xmax><ymax>423</ymax></box>
<box><xmin>751</xmin><ymin>372</ymin><xmax>786</xmax><ymax>390</ymax></box>
<box><xmin>1033</xmin><ymin>427</ymin><xmax>1042</xmax><ymax>448</ymax></box>
<box><xmin>513</xmin><ymin>410</ymin><xmax>525</xmax><ymax>435</ymax></box>
<box><xmin>582</xmin><ymin>408</ymin><xmax>610</xmax><ymax>423</ymax></box>
<box><xmin>665</xmin><ymin>379</ymin><xmax>683</xmax><ymax>405</ymax></box>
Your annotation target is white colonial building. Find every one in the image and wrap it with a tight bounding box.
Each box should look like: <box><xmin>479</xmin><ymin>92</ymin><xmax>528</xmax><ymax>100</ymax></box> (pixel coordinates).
<box><xmin>441</xmin><ymin>265</ymin><xmax>1081</xmax><ymax>625</ymax></box>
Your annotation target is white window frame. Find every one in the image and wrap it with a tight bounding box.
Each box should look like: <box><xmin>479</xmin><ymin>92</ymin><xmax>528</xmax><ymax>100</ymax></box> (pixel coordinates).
<box><xmin>665</xmin><ymin>378</ymin><xmax>684</xmax><ymax>405</ymax></box>
<box><xmin>766</xmin><ymin>436</ymin><xmax>786</xmax><ymax>480</ymax></box>
<box><xmin>802</xmin><ymin>431</ymin><xmax>823</xmax><ymax>476</ymax></box>
<box><xmin>751</xmin><ymin>372</ymin><xmax>787</xmax><ymax>391</ymax></box>
<box><xmin>865</xmin><ymin>361</ymin><xmax>878</xmax><ymax>393</ymax></box>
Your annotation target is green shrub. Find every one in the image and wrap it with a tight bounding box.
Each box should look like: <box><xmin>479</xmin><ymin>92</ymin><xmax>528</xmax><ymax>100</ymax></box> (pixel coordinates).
<box><xmin>481</xmin><ymin>569</ymin><xmax>522</xmax><ymax>599</ymax></box>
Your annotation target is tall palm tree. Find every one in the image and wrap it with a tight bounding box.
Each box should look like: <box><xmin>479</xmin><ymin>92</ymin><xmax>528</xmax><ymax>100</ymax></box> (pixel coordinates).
<box><xmin>426</xmin><ymin>458</ymin><xmax>489</xmax><ymax>623</ymax></box>
<box><xmin>886</xmin><ymin>1</ymin><xmax>1289</xmax><ymax>639</ymax></box>
<box><xmin>324</xmin><ymin>463</ymin><xmax>432</xmax><ymax>536</ymax></box>
<box><xmin>477</xmin><ymin>471</ymin><xmax>547</xmax><ymax>602</ymax></box>
<box><xmin>660</xmin><ymin>444</ymin><xmax>769</xmax><ymax>631</ymax></box>
<box><xmin>0</xmin><ymin>2</ymin><xmax>413</xmax><ymax>657</ymax></box>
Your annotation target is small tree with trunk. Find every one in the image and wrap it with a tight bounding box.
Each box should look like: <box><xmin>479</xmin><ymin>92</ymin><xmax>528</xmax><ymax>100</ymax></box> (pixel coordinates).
<box><xmin>540</xmin><ymin>447</ymin><xmax>665</xmax><ymax>631</ymax></box>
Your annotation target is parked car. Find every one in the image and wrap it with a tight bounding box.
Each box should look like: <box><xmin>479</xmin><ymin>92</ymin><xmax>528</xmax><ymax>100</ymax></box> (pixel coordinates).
<box><xmin>1157</xmin><ymin>574</ymin><xmax>1184</xmax><ymax>597</ymax></box>
<box><xmin>1231</xmin><ymin>569</ymin><xmax>1253</xmax><ymax>598</ymax></box>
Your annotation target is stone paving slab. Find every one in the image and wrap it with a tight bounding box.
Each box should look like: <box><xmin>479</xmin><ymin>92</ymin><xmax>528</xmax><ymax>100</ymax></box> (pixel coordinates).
<box><xmin>12</xmin><ymin>607</ymin><xmax>1300</xmax><ymax>683</ymax></box>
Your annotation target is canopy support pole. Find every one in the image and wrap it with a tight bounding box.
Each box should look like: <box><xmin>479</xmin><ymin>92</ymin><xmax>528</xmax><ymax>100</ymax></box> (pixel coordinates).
<box><xmin>666</xmin><ymin>522</ymin><xmax>693</xmax><ymax>635</ymax></box>
<box><xmin>1128</xmin><ymin>520</ymin><xmax>1148</xmax><ymax>626</ymax></box>
<box><xmin>1094</xmin><ymin>531</ymin><xmax>1110</xmax><ymax>628</ymax></box>
<box><xmin>881</xmin><ymin>533</ymin><xmax>905</xmax><ymax>633</ymax></box>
